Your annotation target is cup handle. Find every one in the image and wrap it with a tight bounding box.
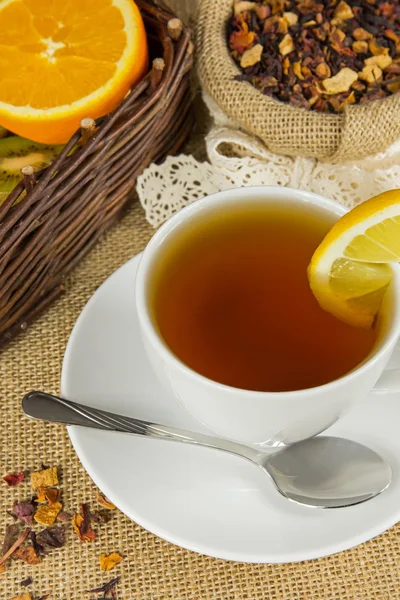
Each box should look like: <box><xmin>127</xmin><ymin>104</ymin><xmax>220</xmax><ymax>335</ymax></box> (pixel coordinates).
<box><xmin>371</xmin><ymin>343</ymin><xmax>400</xmax><ymax>394</ymax></box>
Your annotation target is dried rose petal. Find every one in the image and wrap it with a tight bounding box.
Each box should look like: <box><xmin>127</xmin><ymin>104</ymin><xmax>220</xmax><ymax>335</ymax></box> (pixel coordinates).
<box><xmin>3</xmin><ymin>472</ymin><xmax>25</xmax><ymax>487</ymax></box>
<box><xmin>14</xmin><ymin>502</ymin><xmax>35</xmax><ymax>526</ymax></box>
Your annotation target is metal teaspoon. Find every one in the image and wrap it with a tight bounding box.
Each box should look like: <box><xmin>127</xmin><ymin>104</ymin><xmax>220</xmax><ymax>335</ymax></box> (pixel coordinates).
<box><xmin>22</xmin><ymin>391</ymin><xmax>392</xmax><ymax>509</ymax></box>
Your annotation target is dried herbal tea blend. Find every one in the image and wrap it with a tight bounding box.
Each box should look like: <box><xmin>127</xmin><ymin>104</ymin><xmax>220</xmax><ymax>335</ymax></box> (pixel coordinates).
<box><xmin>228</xmin><ymin>0</ymin><xmax>400</xmax><ymax>112</ymax></box>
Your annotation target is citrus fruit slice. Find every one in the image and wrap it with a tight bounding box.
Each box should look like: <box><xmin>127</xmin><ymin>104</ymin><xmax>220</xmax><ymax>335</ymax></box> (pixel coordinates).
<box><xmin>0</xmin><ymin>0</ymin><xmax>148</xmax><ymax>144</ymax></box>
<box><xmin>308</xmin><ymin>190</ymin><xmax>400</xmax><ymax>328</ymax></box>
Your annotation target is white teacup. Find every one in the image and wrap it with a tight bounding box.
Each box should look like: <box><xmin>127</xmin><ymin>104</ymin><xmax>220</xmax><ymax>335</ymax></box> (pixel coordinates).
<box><xmin>135</xmin><ymin>186</ymin><xmax>400</xmax><ymax>448</ymax></box>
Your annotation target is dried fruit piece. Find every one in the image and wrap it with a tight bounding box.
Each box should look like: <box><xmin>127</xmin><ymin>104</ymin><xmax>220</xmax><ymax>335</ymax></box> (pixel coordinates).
<box><xmin>10</xmin><ymin>595</ymin><xmax>32</xmax><ymax>600</ymax></box>
<box><xmin>99</xmin><ymin>552</ymin><xmax>123</xmax><ymax>571</ymax></box>
<box><xmin>321</xmin><ymin>68</ymin><xmax>358</xmax><ymax>94</ymax></box>
<box><xmin>353</xmin><ymin>28</ymin><xmax>372</xmax><ymax>42</ymax></box>
<box><xmin>13</xmin><ymin>546</ymin><xmax>40</xmax><ymax>565</ymax></box>
<box><xmin>293</xmin><ymin>62</ymin><xmax>305</xmax><ymax>80</ymax></box>
<box><xmin>283</xmin><ymin>11</ymin><xmax>298</xmax><ymax>26</ymax></box>
<box><xmin>97</xmin><ymin>493</ymin><xmax>116</xmax><ymax>510</ymax></box>
<box><xmin>279</xmin><ymin>34</ymin><xmax>294</xmax><ymax>56</ymax></box>
<box><xmin>240</xmin><ymin>44</ymin><xmax>263</xmax><ymax>68</ymax></box>
<box><xmin>3</xmin><ymin>472</ymin><xmax>24</xmax><ymax>487</ymax></box>
<box><xmin>365</xmin><ymin>55</ymin><xmax>392</xmax><ymax>70</ymax></box>
<box><xmin>31</xmin><ymin>467</ymin><xmax>58</xmax><ymax>491</ymax></box>
<box><xmin>230</xmin><ymin>20</ymin><xmax>255</xmax><ymax>53</ymax></box>
<box><xmin>369</xmin><ymin>39</ymin><xmax>389</xmax><ymax>56</ymax></box>
<box><xmin>359</xmin><ymin>65</ymin><xmax>383</xmax><ymax>84</ymax></box>
<box><xmin>353</xmin><ymin>41</ymin><xmax>368</xmax><ymax>54</ymax></box>
<box><xmin>315</xmin><ymin>62</ymin><xmax>331</xmax><ymax>79</ymax></box>
<box><xmin>34</xmin><ymin>502</ymin><xmax>62</xmax><ymax>526</ymax></box>
<box><xmin>234</xmin><ymin>1</ymin><xmax>256</xmax><ymax>16</ymax></box>
<box><xmin>334</xmin><ymin>1</ymin><xmax>353</xmax><ymax>20</ymax></box>
<box><xmin>37</xmin><ymin>526</ymin><xmax>66</xmax><ymax>549</ymax></box>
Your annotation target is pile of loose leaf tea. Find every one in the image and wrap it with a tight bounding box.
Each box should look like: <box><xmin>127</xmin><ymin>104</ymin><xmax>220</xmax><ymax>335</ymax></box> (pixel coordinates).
<box><xmin>228</xmin><ymin>0</ymin><xmax>400</xmax><ymax>112</ymax></box>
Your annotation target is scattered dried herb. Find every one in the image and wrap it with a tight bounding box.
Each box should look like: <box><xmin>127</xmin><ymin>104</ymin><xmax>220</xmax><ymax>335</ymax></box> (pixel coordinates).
<box><xmin>3</xmin><ymin>472</ymin><xmax>25</xmax><ymax>487</ymax></box>
<box><xmin>73</xmin><ymin>504</ymin><xmax>96</xmax><ymax>542</ymax></box>
<box><xmin>14</xmin><ymin>501</ymin><xmax>35</xmax><ymax>526</ymax></box>
<box><xmin>85</xmin><ymin>577</ymin><xmax>120</xmax><ymax>596</ymax></box>
<box><xmin>228</xmin><ymin>0</ymin><xmax>400</xmax><ymax>112</ymax></box>
<box><xmin>12</xmin><ymin>546</ymin><xmax>41</xmax><ymax>565</ymax></box>
<box><xmin>31</xmin><ymin>468</ymin><xmax>58</xmax><ymax>491</ymax></box>
<box><xmin>34</xmin><ymin>502</ymin><xmax>62</xmax><ymax>527</ymax></box>
<box><xmin>21</xmin><ymin>577</ymin><xmax>33</xmax><ymax>587</ymax></box>
<box><xmin>99</xmin><ymin>552</ymin><xmax>123</xmax><ymax>571</ymax></box>
<box><xmin>97</xmin><ymin>494</ymin><xmax>116</xmax><ymax>511</ymax></box>
<box><xmin>37</xmin><ymin>526</ymin><xmax>66</xmax><ymax>550</ymax></box>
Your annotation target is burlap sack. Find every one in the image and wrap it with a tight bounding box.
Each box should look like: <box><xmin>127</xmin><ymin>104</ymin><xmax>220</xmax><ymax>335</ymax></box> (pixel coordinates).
<box><xmin>196</xmin><ymin>0</ymin><xmax>400</xmax><ymax>162</ymax></box>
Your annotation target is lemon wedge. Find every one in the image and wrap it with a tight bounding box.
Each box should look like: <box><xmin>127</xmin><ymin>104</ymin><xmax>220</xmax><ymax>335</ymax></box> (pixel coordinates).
<box><xmin>308</xmin><ymin>189</ymin><xmax>400</xmax><ymax>328</ymax></box>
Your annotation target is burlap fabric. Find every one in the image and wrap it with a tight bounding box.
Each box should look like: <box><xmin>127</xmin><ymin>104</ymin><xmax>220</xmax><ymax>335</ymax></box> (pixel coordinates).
<box><xmin>1</xmin><ymin>201</ymin><xmax>400</xmax><ymax>599</ymax></box>
<box><xmin>196</xmin><ymin>0</ymin><xmax>400</xmax><ymax>162</ymax></box>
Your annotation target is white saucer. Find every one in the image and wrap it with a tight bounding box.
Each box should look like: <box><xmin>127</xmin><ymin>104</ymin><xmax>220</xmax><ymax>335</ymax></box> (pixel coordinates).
<box><xmin>61</xmin><ymin>253</ymin><xmax>400</xmax><ymax>564</ymax></box>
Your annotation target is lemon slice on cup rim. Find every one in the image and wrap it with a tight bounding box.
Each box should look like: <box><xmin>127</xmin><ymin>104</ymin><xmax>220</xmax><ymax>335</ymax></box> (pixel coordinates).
<box><xmin>308</xmin><ymin>189</ymin><xmax>400</xmax><ymax>329</ymax></box>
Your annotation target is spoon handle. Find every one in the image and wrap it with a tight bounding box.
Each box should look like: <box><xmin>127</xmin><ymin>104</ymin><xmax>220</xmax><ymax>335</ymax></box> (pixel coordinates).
<box><xmin>22</xmin><ymin>391</ymin><xmax>259</xmax><ymax>462</ymax></box>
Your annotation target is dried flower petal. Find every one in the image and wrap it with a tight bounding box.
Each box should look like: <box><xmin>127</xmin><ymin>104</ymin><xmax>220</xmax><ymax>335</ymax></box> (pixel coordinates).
<box><xmin>365</xmin><ymin>55</ymin><xmax>392</xmax><ymax>70</ymax></box>
<box><xmin>334</xmin><ymin>1</ymin><xmax>354</xmax><ymax>20</ymax></box>
<box><xmin>31</xmin><ymin>467</ymin><xmax>58</xmax><ymax>491</ymax></box>
<box><xmin>99</xmin><ymin>552</ymin><xmax>123</xmax><ymax>571</ymax></box>
<box><xmin>240</xmin><ymin>43</ymin><xmax>263</xmax><ymax>67</ymax></box>
<box><xmin>279</xmin><ymin>34</ymin><xmax>294</xmax><ymax>56</ymax></box>
<box><xmin>34</xmin><ymin>502</ymin><xmax>62</xmax><ymax>526</ymax></box>
<box><xmin>57</xmin><ymin>510</ymin><xmax>73</xmax><ymax>522</ymax></box>
<box><xmin>21</xmin><ymin>577</ymin><xmax>33</xmax><ymax>587</ymax></box>
<box><xmin>0</xmin><ymin>528</ymin><xmax>31</xmax><ymax>567</ymax></box>
<box><xmin>35</xmin><ymin>487</ymin><xmax>60</xmax><ymax>504</ymax></box>
<box><xmin>2</xmin><ymin>524</ymin><xmax>19</xmax><ymax>555</ymax></box>
<box><xmin>10</xmin><ymin>594</ymin><xmax>32</xmax><ymax>600</ymax></box>
<box><xmin>73</xmin><ymin>508</ymin><xmax>96</xmax><ymax>543</ymax></box>
<box><xmin>321</xmin><ymin>68</ymin><xmax>358</xmax><ymax>94</ymax></box>
<box><xmin>359</xmin><ymin>64</ymin><xmax>383</xmax><ymax>84</ymax></box>
<box><xmin>3</xmin><ymin>472</ymin><xmax>25</xmax><ymax>487</ymax></box>
<box><xmin>14</xmin><ymin>502</ymin><xmax>35</xmax><ymax>526</ymax></box>
<box><xmin>13</xmin><ymin>546</ymin><xmax>40</xmax><ymax>565</ymax></box>
<box><xmin>230</xmin><ymin>20</ymin><xmax>255</xmax><ymax>53</ymax></box>
<box><xmin>369</xmin><ymin>39</ymin><xmax>389</xmax><ymax>57</ymax></box>
<box><xmin>97</xmin><ymin>493</ymin><xmax>116</xmax><ymax>510</ymax></box>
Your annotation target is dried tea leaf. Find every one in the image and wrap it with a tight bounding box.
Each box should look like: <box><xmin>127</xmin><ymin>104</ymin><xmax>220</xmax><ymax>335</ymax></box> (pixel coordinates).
<box><xmin>37</xmin><ymin>525</ymin><xmax>66</xmax><ymax>549</ymax></box>
<box><xmin>21</xmin><ymin>577</ymin><xmax>33</xmax><ymax>587</ymax></box>
<box><xmin>353</xmin><ymin>28</ymin><xmax>372</xmax><ymax>42</ymax></box>
<box><xmin>3</xmin><ymin>472</ymin><xmax>25</xmax><ymax>487</ymax></box>
<box><xmin>233</xmin><ymin>1</ymin><xmax>256</xmax><ymax>16</ymax></box>
<box><xmin>279</xmin><ymin>34</ymin><xmax>294</xmax><ymax>56</ymax></box>
<box><xmin>365</xmin><ymin>55</ymin><xmax>392</xmax><ymax>70</ymax></box>
<box><xmin>369</xmin><ymin>38</ymin><xmax>389</xmax><ymax>57</ymax></box>
<box><xmin>10</xmin><ymin>594</ymin><xmax>32</xmax><ymax>600</ymax></box>
<box><xmin>283</xmin><ymin>11</ymin><xmax>298</xmax><ymax>26</ymax></box>
<box><xmin>321</xmin><ymin>68</ymin><xmax>358</xmax><ymax>94</ymax></box>
<box><xmin>35</xmin><ymin>487</ymin><xmax>60</xmax><ymax>504</ymax></box>
<box><xmin>13</xmin><ymin>546</ymin><xmax>40</xmax><ymax>565</ymax></box>
<box><xmin>14</xmin><ymin>502</ymin><xmax>35</xmax><ymax>526</ymax></box>
<box><xmin>99</xmin><ymin>552</ymin><xmax>123</xmax><ymax>571</ymax></box>
<box><xmin>34</xmin><ymin>502</ymin><xmax>62</xmax><ymax>526</ymax></box>
<box><xmin>31</xmin><ymin>467</ymin><xmax>58</xmax><ymax>491</ymax></box>
<box><xmin>334</xmin><ymin>1</ymin><xmax>353</xmax><ymax>20</ymax></box>
<box><xmin>359</xmin><ymin>64</ymin><xmax>383</xmax><ymax>84</ymax></box>
<box><xmin>352</xmin><ymin>41</ymin><xmax>368</xmax><ymax>54</ymax></box>
<box><xmin>240</xmin><ymin>43</ymin><xmax>263</xmax><ymax>68</ymax></box>
<box><xmin>97</xmin><ymin>493</ymin><xmax>116</xmax><ymax>510</ymax></box>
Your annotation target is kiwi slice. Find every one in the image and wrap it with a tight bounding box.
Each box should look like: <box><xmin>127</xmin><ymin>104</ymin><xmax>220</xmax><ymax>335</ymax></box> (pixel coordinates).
<box><xmin>0</xmin><ymin>136</ymin><xmax>63</xmax><ymax>205</ymax></box>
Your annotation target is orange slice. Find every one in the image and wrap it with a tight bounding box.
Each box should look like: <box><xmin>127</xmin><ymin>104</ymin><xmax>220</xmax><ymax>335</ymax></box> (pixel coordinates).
<box><xmin>308</xmin><ymin>190</ymin><xmax>400</xmax><ymax>328</ymax></box>
<box><xmin>0</xmin><ymin>0</ymin><xmax>148</xmax><ymax>144</ymax></box>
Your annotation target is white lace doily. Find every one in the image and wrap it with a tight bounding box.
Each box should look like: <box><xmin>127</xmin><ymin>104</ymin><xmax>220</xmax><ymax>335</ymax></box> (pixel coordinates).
<box><xmin>137</xmin><ymin>94</ymin><xmax>400</xmax><ymax>228</ymax></box>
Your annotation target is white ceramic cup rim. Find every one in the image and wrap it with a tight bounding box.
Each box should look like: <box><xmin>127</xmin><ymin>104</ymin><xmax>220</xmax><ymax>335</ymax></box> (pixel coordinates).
<box><xmin>135</xmin><ymin>185</ymin><xmax>400</xmax><ymax>400</ymax></box>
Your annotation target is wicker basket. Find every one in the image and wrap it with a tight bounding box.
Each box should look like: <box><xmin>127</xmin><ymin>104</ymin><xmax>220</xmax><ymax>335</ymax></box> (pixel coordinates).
<box><xmin>0</xmin><ymin>0</ymin><xmax>193</xmax><ymax>349</ymax></box>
